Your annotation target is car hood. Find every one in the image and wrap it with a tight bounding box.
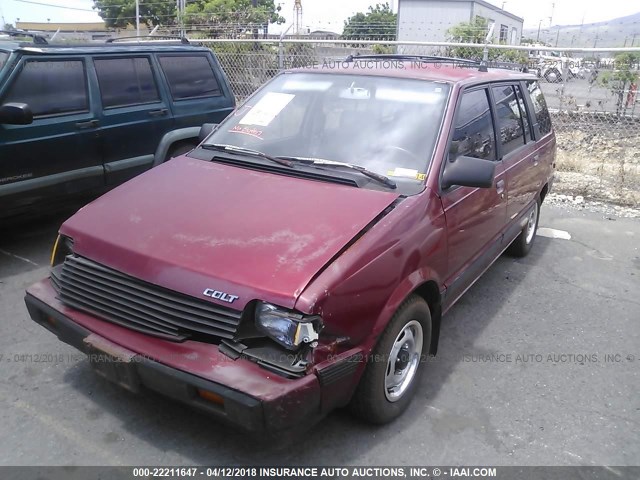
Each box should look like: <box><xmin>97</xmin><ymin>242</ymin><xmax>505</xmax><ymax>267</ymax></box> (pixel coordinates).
<box><xmin>61</xmin><ymin>157</ymin><xmax>399</xmax><ymax>310</ymax></box>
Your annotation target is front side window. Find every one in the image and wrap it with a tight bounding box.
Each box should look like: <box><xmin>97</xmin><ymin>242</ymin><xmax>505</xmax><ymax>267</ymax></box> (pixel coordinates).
<box><xmin>158</xmin><ymin>55</ymin><xmax>220</xmax><ymax>100</ymax></box>
<box><xmin>203</xmin><ymin>72</ymin><xmax>450</xmax><ymax>193</ymax></box>
<box><xmin>451</xmin><ymin>88</ymin><xmax>496</xmax><ymax>161</ymax></box>
<box><xmin>526</xmin><ymin>80</ymin><xmax>552</xmax><ymax>136</ymax></box>
<box><xmin>492</xmin><ymin>85</ymin><xmax>525</xmax><ymax>157</ymax></box>
<box><xmin>2</xmin><ymin>59</ymin><xmax>88</xmax><ymax>117</ymax></box>
<box><xmin>94</xmin><ymin>57</ymin><xmax>159</xmax><ymax>108</ymax></box>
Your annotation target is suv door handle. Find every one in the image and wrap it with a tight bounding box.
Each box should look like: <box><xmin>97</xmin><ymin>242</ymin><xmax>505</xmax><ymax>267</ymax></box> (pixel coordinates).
<box><xmin>496</xmin><ymin>179</ymin><xmax>505</xmax><ymax>196</ymax></box>
<box><xmin>75</xmin><ymin>119</ymin><xmax>99</xmax><ymax>129</ymax></box>
<box><xmin>148</xmin><ymin>108</ymin><xmax>168</xmax><ymax>117</ymax></box>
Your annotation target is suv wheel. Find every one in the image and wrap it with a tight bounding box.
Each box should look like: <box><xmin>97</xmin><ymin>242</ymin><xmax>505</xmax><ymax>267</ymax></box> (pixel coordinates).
<box><xmin>350</xmin><ymin>295</ymin><xmax>431</xmax><ymax>424</ymax></box>
<box><xmin>507</xmin><ymin>198</ymin><xmax>540</xmax><ymax>257</ymax></box>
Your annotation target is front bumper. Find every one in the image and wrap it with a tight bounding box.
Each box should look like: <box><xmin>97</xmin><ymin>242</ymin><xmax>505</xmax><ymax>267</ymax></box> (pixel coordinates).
<box><xmin>25</xmin><ymin>279</ymin><xmax>361</xmax><ymax>432</ymax></box>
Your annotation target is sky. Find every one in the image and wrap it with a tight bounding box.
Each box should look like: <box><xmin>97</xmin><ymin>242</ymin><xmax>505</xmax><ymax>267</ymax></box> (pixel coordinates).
<box><xmin>1</xmin><ymin>0</ymin><xmax>639</xmax><ymax>30</ymax></box>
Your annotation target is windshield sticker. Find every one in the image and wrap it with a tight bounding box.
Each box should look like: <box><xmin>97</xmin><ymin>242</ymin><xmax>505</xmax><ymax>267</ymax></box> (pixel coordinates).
<box><xmin>228</xmin><ymin>125</ymin><xmax>264</xmax><ymax>140</ymax></box>
<box><xmin>387</xmin><ymin>168</ymin><xmax>426</xmax><ymax>181</ymax></box>
<box><xmin>239</xmin><ymin>92</ymin><xmax>295</xmax><ymax>126</ymax></box>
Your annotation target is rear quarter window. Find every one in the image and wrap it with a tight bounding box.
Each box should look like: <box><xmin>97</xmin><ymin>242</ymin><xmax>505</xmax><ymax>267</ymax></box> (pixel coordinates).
<box><xmin>158</xmin><ymin>55</ymin><xmax>221</xmax><ymax>100</ymax></box>
<box><xmin>526</xmin><ymin>80</ymin><xmax>552</xmax><ymax>136</ymax></box>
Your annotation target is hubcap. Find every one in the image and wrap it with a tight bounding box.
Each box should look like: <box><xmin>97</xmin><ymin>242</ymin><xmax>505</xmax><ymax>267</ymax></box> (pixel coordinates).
<box><xmin>385</xmin><ymin>320</ymin><xmax>423</xmax><ymax>402</ymax></box>
<box><xmin>525</xmin><ymin>203</ymin><xmax>538</xmax><ymax>244</ymax></box>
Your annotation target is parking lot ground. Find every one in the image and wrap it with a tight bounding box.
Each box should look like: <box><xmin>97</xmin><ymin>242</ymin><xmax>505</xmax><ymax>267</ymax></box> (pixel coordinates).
<box><xmin>0</xmin><ymin>204</ymin><xmax>638</xmax><ymax>466</ymax></box>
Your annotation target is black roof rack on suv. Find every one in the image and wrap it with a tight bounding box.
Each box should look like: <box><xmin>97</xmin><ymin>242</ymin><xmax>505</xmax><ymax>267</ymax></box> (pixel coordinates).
<box><xmin>106</xmin><ymin>35</ymin><xmax>190</xmax><ymax>44</ymax></box>
<box><xmin>0</xmin><ymin>30</ymin><xmax>48</xmax><ymax>45</ymax></box>
<box><xmin>344</xmin><ymin>54</ymin><xmax>479</xmax><ymax>65</ymax></box>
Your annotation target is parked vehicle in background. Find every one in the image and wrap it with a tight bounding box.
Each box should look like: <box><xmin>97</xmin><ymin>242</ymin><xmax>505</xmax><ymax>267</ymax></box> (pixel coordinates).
<box><xmin>527</xmin><ymin>47</ymin><xmax>583</xmax><ymax>83</ymax></box>
<box><xmin>26</xmin><ymin>55</ymin><xmax>556</xmax><ymax>431</ymax></box>
<box><xmin>0</xmin><ymin>33</ymin><xmax>235</xmax><ymax>220</ymax></box>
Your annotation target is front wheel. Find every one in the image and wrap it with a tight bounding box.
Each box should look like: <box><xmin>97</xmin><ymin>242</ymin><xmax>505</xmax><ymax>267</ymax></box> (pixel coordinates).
<box><xmin>349</xmin><ymin>295</ymin><xmax>431</xmax><ymax>424</ymax></box>
<box><xmin>507</xmin><ymin>198</ymin><xmax>540</xmax><ymax>257</ymax></box>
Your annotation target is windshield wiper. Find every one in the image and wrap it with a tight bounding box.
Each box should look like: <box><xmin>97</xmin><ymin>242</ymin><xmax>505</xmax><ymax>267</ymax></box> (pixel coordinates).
<box><xmin>277</xmin><ymin>157</ymin><xmax>397</xmax><ymax>189</ymax></box>
<box><xmin>201</xmin><ymin>143</ymin><xmax>295</xmax><ymax>168</ymax></box>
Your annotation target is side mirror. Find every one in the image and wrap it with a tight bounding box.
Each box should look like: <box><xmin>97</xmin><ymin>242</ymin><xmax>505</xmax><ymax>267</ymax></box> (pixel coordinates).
<box><xmin>442</xmin><ymin>155</ymin><xmax>496</xmax><ymax>190</ymax></box>
<box><xmin>0</xmin><ymin>103</ymin><xmax>33</xmax><ymax>125</ymax></box>
<box><xmin>198</xmin><ymin>123</ymin><xmax>218</xmax><ymax>143</ymax></box>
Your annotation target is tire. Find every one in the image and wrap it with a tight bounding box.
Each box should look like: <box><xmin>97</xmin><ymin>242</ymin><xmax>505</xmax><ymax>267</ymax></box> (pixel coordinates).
<box><xmin>165</xmin><ymin>141</ymin><xmax>197</xmax><ymax>162</ymax></box>
<box><xmin>349</xmin><ymin>295</ymin><xmax>431</xmax><ymax>424</ymax></box>
<box><xmin>507</xmin><ymin>198</ymin><xmax>540</xmax><ymax>258</ymax></box>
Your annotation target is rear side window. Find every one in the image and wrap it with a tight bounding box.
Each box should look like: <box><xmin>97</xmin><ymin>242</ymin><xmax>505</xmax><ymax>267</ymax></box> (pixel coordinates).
<box><xmin>513</xmin><ymin>85</ymin><xmax>532</xmax><ymax>143</ymax></box>
<box><xmin>491</xmin><ymin>85</ymin><xmax>525</xmax><ymax>157</ymax></box>
<box><xmin>451</xmin><ymin>88</ymin><xmax>496</xmax><ymax>161</ymax></box>
<box><xmin>3</xmin><ymin>60</ymin><xmax>88</xmax><ymax>117</ymax></box>
<box><xmin>94</xmin><ymin>57</ymin><xmax>159</xmax><ymax>108</ymax></box>
<box><xmin>158</xmin><ymin>55</ymin><xmax>220</xmax><ymax>100</ymax></box>
<box><xmin>526</xmin><ymin>80</ymin><xmax>552</xmax><ymax>136</ymax></box>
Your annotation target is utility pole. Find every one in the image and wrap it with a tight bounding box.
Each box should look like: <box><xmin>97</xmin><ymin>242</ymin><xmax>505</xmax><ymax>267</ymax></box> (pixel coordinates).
<box><xmin>555</xmin><ymin>27</ymin><xmax>560</xmax><ymax>47</ymax></box>
<box><xmin>537</xmin><ymin>19</ymin><xmax>543</xmax><ymax>41</ymax></box>
<box><xmin>136</xmin><ymin>0</ymin><xmax>140</xmax><ymax>36</ymax></box>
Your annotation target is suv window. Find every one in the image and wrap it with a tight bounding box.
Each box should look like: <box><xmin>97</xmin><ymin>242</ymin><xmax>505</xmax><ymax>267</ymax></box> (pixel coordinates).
<box><xmin>3</xmin><ymin>59</ymin><xmax>88</xmax><ymax>117</ymax></box>
<box><xmin>451</xmin><ymin>88</ymin><xmax>496</xmax><ymax>161</ymax></box>
<box><xmin>526</xmin><ymin>80</ymin><xmax>552</xmax><ymax>136</ymax></box>
<box><xmin>491</xmin><ymin>85</ymin><xmax>525</xmax><ymax>157</ymax></box>
<box><xmin>513</xmin><ymin>84</ymin><xmax>532</xmax><ymax>143</ymax></box>
<box><xmin>94</xmin><ymin>57</ymin><xmax>159</xmax><ymax>108</ymax></box>
<box><xmin>158</xmin><ymin>55</ymin><xmax>221</xmax><ymax>100</ymax></box>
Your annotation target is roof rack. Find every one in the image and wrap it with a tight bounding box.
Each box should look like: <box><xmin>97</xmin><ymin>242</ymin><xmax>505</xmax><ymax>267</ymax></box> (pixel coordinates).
<box><xmin>106</xmin><ymin>35</ymin><xmax>190</xmax><ymax>44</ymax></box>
<box><xmin>0</xmin><ymin>30</ymin><xmax>48</xmax><ymax>45</ymax></box>
<box><xmin>344</xmin><ymin>54</ymin><xmax>479</xmax><ymax>65</ymax></box>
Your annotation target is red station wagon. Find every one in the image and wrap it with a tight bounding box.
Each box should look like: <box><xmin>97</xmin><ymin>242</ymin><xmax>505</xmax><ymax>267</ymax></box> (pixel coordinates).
<box><xmin>25</xmin><ymin>55</ymin><xmax>556</xmax><ymax>431</ymax></box>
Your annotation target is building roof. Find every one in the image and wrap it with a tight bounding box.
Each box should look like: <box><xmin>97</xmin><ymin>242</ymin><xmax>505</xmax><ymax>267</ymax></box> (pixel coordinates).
<box><xmin>16</xmin><ymin>22</ymin><xmax>109</xmax><ymax>32</ymax></box>
<box><xmin>400</xmin><ymin>0</ymin><xmax>524</xmax><ymax>24</ymax></box>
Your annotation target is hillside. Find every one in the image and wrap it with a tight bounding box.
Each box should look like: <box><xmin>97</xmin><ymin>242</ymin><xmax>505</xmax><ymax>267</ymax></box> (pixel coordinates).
<box><xmin>523</xmin><ymin>11</ymin><xmax>640</xmax><ymax>48</ymax></box>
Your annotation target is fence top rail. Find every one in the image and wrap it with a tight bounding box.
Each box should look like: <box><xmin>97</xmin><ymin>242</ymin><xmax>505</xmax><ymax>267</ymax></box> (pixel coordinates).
<box><xmin>197</xmin><ymin>37</ymin><xmax>640</xmax><ymax>53</ymax></box>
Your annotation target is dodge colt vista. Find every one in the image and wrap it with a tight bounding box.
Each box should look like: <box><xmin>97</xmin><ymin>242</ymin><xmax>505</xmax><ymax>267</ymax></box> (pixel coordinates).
<box><xmin>25</xmin><ymin>56</ymin><xmax>556</xmax><ymax>431</ymax></box>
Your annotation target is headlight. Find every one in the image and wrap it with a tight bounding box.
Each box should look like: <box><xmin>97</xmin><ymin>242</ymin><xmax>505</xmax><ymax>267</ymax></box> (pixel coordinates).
<box><xmin>255</xmin><ymin>302</ymin><xmax>321</xmax><ymax>350</ymax></box>
<box><xmin>50</xmin><ymin>234</ymin><xmax>74</xmax><ymax>266</ymax></box>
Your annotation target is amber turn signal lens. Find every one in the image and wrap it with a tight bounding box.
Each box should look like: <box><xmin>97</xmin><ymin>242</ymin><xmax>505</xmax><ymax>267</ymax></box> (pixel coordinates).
<box><xmin>197</xmin><ymin>389</ymin><xmax>225</xmax><ymax>406</ymax></box>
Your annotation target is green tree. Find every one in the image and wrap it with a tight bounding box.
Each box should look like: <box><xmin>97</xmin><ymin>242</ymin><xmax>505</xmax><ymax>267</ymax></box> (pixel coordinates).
<box><xmin>342</xmin><ymin>3</ymin><xmax>397</xmax><ymax>41</ymax></box>
<box><xmin>599</xmin><ymin>52</ymin><xmax>640</xmax><ymax>115</ymax></box>
<box><xmin>185</xmin><ymin>0</ymin><xmax>284</xmax><ymax>38</ymax></box>
<box><xmin>446</xmin><ymin>17</ymin><xmax>527</xmax><ymax>64</ymax></box>
<box><xmin>93</xmin><ymin>0</ymin><xmax>284</xmax><ymax>34</ymax></box>
<box><xmin>93</xmin><ymin>0</ymin><xmax>177</xmax><ymax>28</ymax></box>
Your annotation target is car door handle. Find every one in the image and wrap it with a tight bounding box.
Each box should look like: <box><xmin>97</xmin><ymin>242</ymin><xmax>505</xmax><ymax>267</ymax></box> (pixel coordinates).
<box><xmin>148</xmin><ymin>108</ymin><xmax>168</xmax><ymax>117</ymax></box>
<box><xmin>496</xmin><ymin>179</ymin><xmax>505</xmax><ymax>196</ymax></box>
<box><xmin>533</xmin><ymin>154</ymin><xmax>540</xmax><ymax>166</ymax></box>
<box><xmin>75</xmin><ymin>119</ymin><xmax>99</xmax><ymax>129</ymax></box>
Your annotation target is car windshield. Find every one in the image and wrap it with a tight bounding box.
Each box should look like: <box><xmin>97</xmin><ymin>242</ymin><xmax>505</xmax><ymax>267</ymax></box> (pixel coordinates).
<box><xmin>203</xmin><ymin>72</ymin><xmax>450</xmax><ymax>192</ymax></box>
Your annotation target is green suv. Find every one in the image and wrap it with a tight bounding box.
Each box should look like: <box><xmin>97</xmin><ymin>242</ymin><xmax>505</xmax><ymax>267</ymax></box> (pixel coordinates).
<box><xmin>0</xmin><ymin>34</ymin><xmax>235</xmax><ymax>219</ymax></box>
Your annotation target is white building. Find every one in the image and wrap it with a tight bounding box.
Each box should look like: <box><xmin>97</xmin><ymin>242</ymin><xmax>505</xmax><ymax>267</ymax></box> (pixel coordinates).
<box><xmin>397</xmin><ymin>0</ymin><xmax>524</xmax><ymax>45</ymax></box>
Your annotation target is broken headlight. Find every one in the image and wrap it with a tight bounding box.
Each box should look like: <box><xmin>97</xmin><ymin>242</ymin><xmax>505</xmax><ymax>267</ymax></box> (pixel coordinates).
<box><xmin>255</xmin><ymin>302</ymin><xmax>322</xmax><ymax>350</ymax></box>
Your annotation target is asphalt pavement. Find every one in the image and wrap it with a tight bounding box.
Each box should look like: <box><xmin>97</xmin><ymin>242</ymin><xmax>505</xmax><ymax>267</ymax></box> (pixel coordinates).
<box><xmin>0</xmin><ymin>203</ymin><xmax>638</xmax><ymax>466</ymax></box>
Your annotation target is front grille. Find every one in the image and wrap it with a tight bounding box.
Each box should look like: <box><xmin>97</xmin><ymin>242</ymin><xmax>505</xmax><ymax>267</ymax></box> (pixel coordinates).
<box><xmin>51</xmin><ymin>255</ymin><xmax>242</xmax><ymax>342</ymax></box>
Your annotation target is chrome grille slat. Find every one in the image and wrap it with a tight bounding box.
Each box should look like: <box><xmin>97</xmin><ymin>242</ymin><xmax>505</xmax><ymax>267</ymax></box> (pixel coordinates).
<box><xmin>52</xmin><ymin>255</ymin><xmax>242</xmax><ymax>342</ymax></box>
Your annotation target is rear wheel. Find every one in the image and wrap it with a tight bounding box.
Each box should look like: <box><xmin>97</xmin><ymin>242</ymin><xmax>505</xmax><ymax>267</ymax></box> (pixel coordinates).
<box><xmin>350</xmin><ymin>295</ymin><xmax>431</xmax><ymax>424</ymax></box>
<box><xmin>507</xmin><ymin>198</ymin><xmax>540</xmax><ymax>257</ymax></box>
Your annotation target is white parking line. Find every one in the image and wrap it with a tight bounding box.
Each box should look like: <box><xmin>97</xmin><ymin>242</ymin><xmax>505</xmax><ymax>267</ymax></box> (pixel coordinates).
<box><xmin>537</xmin><ymin>228</ymin><xmax>572</xmax><ymax>240</ymax></box>
<box><xmin>0</xmin><ymin>249</ymin><xmax>39</xmax><ymax>266</ymax></box>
